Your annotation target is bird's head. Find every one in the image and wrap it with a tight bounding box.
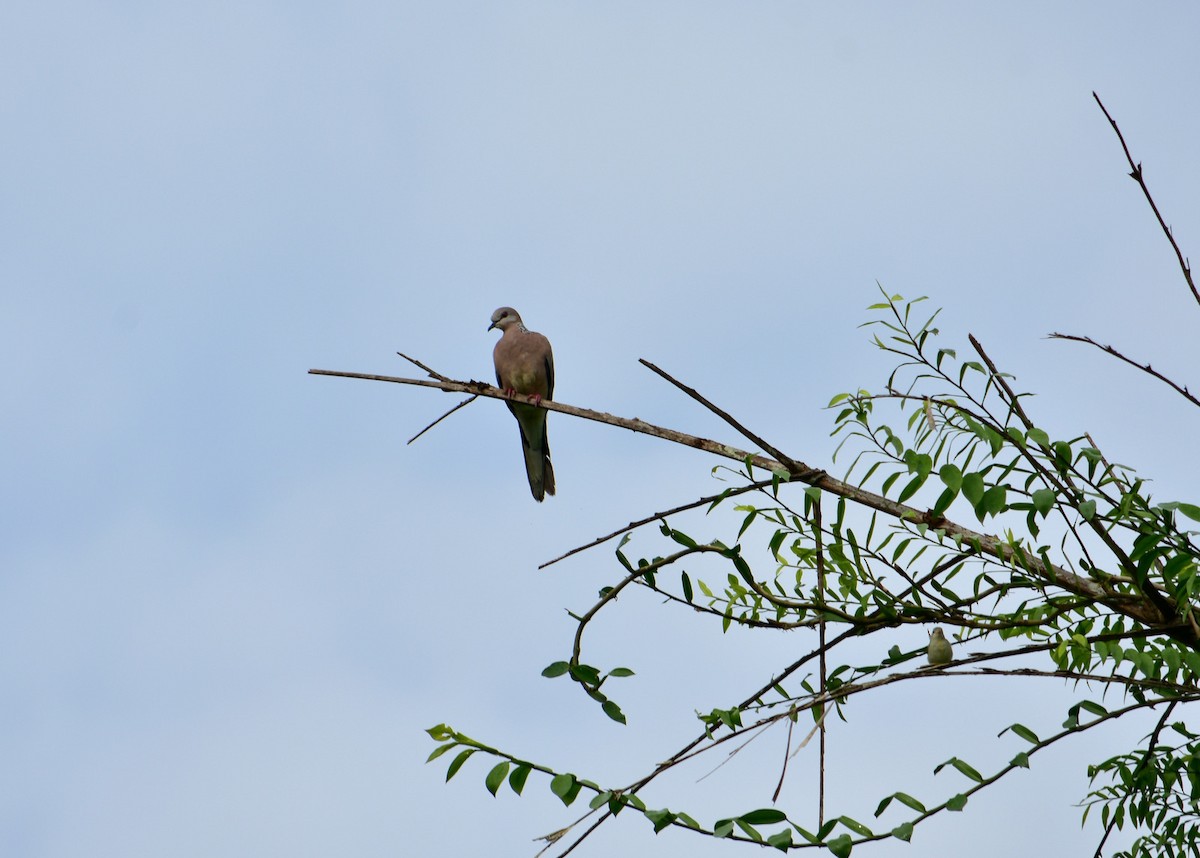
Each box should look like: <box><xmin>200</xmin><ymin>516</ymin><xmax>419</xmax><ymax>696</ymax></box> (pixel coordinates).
<box><xmin>488</xmin><ymin>306</ymin><xmax>522</xmax><ymax>332</ymax></box>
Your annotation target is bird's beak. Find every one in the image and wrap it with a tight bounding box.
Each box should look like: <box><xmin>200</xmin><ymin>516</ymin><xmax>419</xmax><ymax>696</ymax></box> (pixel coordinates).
<box><xmin>487</xmin><ymin>321</ymin><xmax>497</xmax><ymax>331</ymax></box>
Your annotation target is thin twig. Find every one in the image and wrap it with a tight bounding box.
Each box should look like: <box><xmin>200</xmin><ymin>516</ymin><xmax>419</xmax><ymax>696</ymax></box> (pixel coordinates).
<box><xmin>396</xmin><ymin>351</ymin><xmax>452</xmax><ymax>382</ymax></box>
<box><xmin>639</xmin><ymin>358</ymin><xmax>808</xmax><ymax>474</ymax></box>
<box><xmin>1093</xmin><ymin>92</ymin><xmax>1198</xmax><ymax>308</ymax></box>
<box><xmin>772</xmin><ymin>716</ymin><xmax>794</xmax><ymax>803</ymax></box>
<box><xmin>790</xmin><ymin>706</ymin><xmax>831</xmax><ymax>759</ymax></box>
<box><xmin>539</xmin><ymin>479</ymin><xmax>774</xmax><ymax>570</ymax></box>
<box><xmin>1048</xmin><ymin>333</ymin><xmax>1200</xmax><ymax>409</ymax></box>
<box><xmin>696</xmin><ymin>721</ymin><xmax>776</xmax><ymax>783</ymax></box>
<box><xmin>407</xmin><ymin>395</ymin><xmax>479</xmax><ymax>444</ymax></box>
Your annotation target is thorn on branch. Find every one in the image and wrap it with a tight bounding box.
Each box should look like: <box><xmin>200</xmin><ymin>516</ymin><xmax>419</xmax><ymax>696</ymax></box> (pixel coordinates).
<box><xmin>1093</xmin><ymin>91</ymin><xmax>1199</xmax><ymax>308</ymax></box>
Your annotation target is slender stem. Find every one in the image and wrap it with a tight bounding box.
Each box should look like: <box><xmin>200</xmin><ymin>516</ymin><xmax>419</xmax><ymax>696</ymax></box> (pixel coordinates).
<box><xmin>1093</xmin><ymin>92</ymin><xmax>1198</xmax><ymax>308</ymax></box>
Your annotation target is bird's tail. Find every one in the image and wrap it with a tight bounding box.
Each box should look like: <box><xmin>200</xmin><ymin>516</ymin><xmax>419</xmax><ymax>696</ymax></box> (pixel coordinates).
<box><xmin>520</xmin><ymin>429</ymin><xmax>555</xmax><ymax>501</ymax></box>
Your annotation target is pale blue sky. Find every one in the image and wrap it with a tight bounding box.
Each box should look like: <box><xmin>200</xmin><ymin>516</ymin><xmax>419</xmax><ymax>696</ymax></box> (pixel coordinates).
<box><xmin>3</xmin><ymin>3</ymin><xmax>1199</xmax><ymax>857</ymax></box>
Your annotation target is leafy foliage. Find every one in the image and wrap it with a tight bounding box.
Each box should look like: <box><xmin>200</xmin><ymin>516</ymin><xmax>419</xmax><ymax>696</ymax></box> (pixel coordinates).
<box><xmin>424</xmin><ymin>292</ymin><xmax>1200</xmax><ymax>855</ymax></box>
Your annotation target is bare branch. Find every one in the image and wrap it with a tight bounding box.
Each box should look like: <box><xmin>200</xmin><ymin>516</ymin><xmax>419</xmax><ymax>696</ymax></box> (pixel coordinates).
<box><xmin>639</xmin><ymin>358</ymin><xmax>807</xmax><ymax>474</ymax></box>
<box><xmin>1048</xmin><ymin>332</ymin><xmax>1200</xmax><ymax>409</ymax></box>
<box><xmin>396</xmin><ymin>351</ymin><xmax>452</xmax><ymax>382</ymax></box>
<box><xmin>539</xmin><ymin>479</ymin><xmax>774</xmax><ymax>570</ymax></box>
<box><xmin>407</xmin><ymin>395</ymin><xmax>479</xmax><ymax>445</ymax></box>
<box><xmin>1093</xmin><ymin>92</ymin><xmax>1198</xmax><ymax>308</ymax></box>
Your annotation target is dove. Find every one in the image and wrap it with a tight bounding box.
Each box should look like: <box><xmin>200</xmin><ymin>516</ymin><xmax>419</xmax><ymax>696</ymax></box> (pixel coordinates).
<box><xmin>489</xmin><ymin>307</ymin><xmax>556</xmax><ymax>502</ymax></box>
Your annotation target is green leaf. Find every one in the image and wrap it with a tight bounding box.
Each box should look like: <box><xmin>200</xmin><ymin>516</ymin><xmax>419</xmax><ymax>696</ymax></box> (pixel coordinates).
<box><xmin>891</xmin><ymin>822</ymin><xmax>914</xmax><ymax>842</ymax></box>
<box><xmin>906</xmin><ymin>451</ymin><xmax>933</xmax><ymax>477</ymax></box>
<box><xmin>1011</xmin><ymin>752</ymin><xmax>1030</xmax><ymax>768</ymax></box>
<box><xmin>542</xmin><ymin>661</ymin><xmax>570</xmax><ymax>678</ymax></box>
<box><xmin>425</xmin><ymin>723</ymin><xmax>453</xmax><ymax>741</ymax></box>
<box><xmin>950</xmin><ymin>758</ymin><xmax>984</xmax><ymax>782</ymax></box>
<box><xmin>1027</xmin><ymin>427</ymin><xmax>1050</xmax><ymax>447</ymax></box>
<box><xmin>623</xmin><ymin>794</ymin><xmax>646</xmax><ymax>811</ymax></box>
<box><xmin>606</xmin><ymin>667</ymin><xmax>636</xmax><ymax>678</ymax></box>
<box><xmin>644</xmin><ymin>808</ymin><xmax>676</xmax><ymax>833</ymax></box>
<box><xmin>1174</xmin><ymin>503</ymin><xmax>1200</xmax><ymax>522</ymax></box>
<box><xmin>946</xmin><ymin>793</ymin><xmax>968</xmax><ymax>811</ymax></box>
<box><xmin>897</xmin><ymin>474</ymin><xmax>927</xmax><ymax>504</ymax></box>
<box><xmin>426</xmin><ymin>742</ymin><xmax>457</xmax><ymax>763</ymax></box>
<box><xmin>768</xmin><ymin>829</ymin><xmax>795</xmax><ymax>851</ymax></box>
<box><xmin>734</xmin><ymin>819</ymin><xmax>764</xmax><ymax>842</ymax></box>
<box><xmin>508</xmin><ymin>764</ymin><xmax>531</xmax><ymax>795</ymax></box>
<box><xmin>485</xmin><ymin>761</ymin><xmax>510</xmax><ymax>796</ymax></box>
<box><xmin>547</xmin><ymin>775</ymin><xmax>582</xmax><ymax>806</ymax></box>
<box><xmin>961</xmin><ymin>472</ymin><xmax>985</xmax><ymax>506</ymax></box>
<box><xmin>939</xmin><ymin>464</ymin><xmax>963</xmax><ymax>490</ymax></box>
<box><xmin>681</xmin><ymin>572</ymin><xmax>694</xmax><ymax>602</ymax></box>
<box><xmin>740</xmin><ymin>808</ymin><xmax>788</xmax><ymax>825</ymax></box>
<box><xmin>1006</xmin><ymin>723</ymin><xmax>1040</xmax><ymax>744</ymax></box>
<box><xmin>981</xmin><ymin>485</ymin><xmax>1008</xmax><ymax>517</ymax></box>
<box><xmin>445</xmin><ymin>748</ymin><xmax>475</xmax><ymax>782</ymax></box>
<box><xmin>589</xmin><ymin>790</ymin><xmax>612</xmax><ymax>810</ymax></box>
<box><xmin>826</xmin><ymin>833</ymin><xmax>854</xmax><ymax>858</ymax></box>
<box><xmin>667</xmin><ymin>528</ymin><xmax>698</xmax><ymax>549</ymax></box>
<box><xmin>602</xmin><ymin>700</ymin><xmax>627</xmax><ymax>724</ymax></box>
<box><xmin>931</xmin><ymin>486</ymin><xmax>958</xmax><ymax>517</ymax></box>
<box><xmin>550</xmin><ymin>773</ymin><xmax>575</xmax><ymax>800</ymax></box>
<box><xmin>839</xmin><ymin>815</ymin><xmax>873</xmax><ymax>836</ymax></box>
<box><xmin>569</xmin><ymin>663</ymin><xmax>601</xmax><ymax>685</ymax></box>
<box><xmin>1079</xmin><ymin>500</ymin><xmax>1097</xmax><ymax>520</ymax></box>
<box><xmin>1031</xmin><ymin>488</ymin><xmax>1055</xmax><ymax>516</ymax></box>
<box><xmin>894</xmin><ymin>792</ymin><xmax>926</xmax><ymax>813</ymax></box>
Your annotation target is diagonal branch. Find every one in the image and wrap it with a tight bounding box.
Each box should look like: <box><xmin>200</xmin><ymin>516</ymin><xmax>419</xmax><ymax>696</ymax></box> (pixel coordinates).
<box><xmin>407</xmin><ymin>395</ymin><xmax>479</xmax><ymax>444</ymax></box>
<box><xmin>1093</xmin><ymin>91</ymin><xmax>1198</xmax><ymax>308</ymax></box>
<box><xmin>639</xmin><ymin>358</ymin><xmax>809</xmax><ymax>475</ymax></box>
<box><xmin>539</xmin><ymin>479</ymin><xmax>774</xmax><ymax>570</ymax></box>
<box><xmin>969</xmin><ymin>336</ymin><xmax>1179</xmax><ymax>627</ymax></box>
<box><xmin>309</xmin><ymin>366</ymin><xmax>1183</xmax><ymax>638</ymax></box>
<box><xmin>1047</xmin><ymin>332</ymin><xmax>1200</xmax><ymax>409</ymax></box>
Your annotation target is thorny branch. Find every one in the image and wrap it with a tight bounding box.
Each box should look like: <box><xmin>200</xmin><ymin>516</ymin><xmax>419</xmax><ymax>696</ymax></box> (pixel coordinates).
<box><xmin>1046</xmin><ymin>332</ymin><xmax>1200</xmax><ymax>410</ymax></box>
<box><xmin>1091</xmin><ymin>92</ymin><xmax>1197</xmax><ymax>308</ymax></box>
<box><xmin>1050</xmin><ymin>94</ymin><xmax>1198</xmax><ymax>417</ymax></box>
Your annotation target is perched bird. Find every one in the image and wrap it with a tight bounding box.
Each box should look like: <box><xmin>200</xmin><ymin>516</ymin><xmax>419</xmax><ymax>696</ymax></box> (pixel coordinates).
<box><xmin>927</xmin><ymin>627</ymin><xmax>954</xmax><ymax>665</ymax></box>
<box><xmin>489</xmin><ymin>306</ymin><xmax>556</xmax><ymax>501</ymax></box>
